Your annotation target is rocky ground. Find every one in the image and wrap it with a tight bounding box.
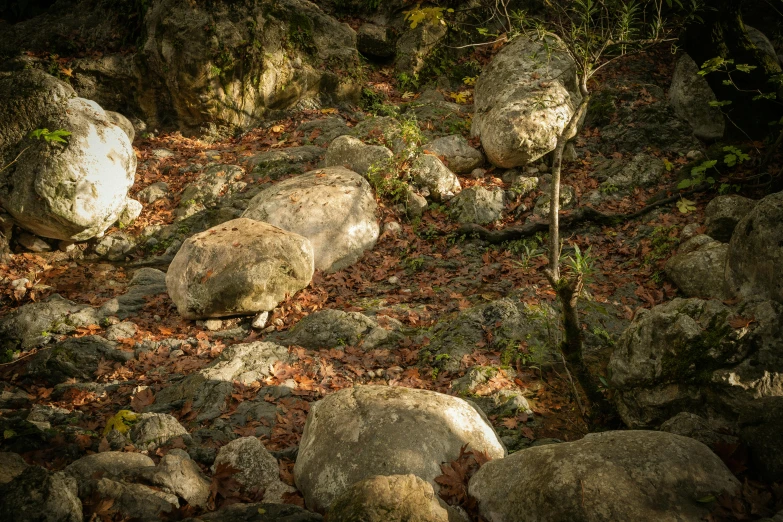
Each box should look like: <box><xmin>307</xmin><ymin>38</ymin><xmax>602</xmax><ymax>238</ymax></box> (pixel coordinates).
<box><xmin>1</xmin><ymin>3</ymin><xmax>783</xmax><ymax>521</ymax></box>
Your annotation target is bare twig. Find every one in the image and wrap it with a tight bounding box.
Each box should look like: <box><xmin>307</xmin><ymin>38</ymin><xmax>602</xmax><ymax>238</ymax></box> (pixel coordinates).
<box><xmin>0</xmin><ymin>146</ymin><xmax>31</xmax><ymax>174</ymax></box>
<box><xmin>557</xmin><ymin>350</ymin><xmax>587</xmax><ymax>418</ymax></box>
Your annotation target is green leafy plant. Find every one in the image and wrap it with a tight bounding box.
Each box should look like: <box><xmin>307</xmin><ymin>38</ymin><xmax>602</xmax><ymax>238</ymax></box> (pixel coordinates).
<box><xmin>677</xmin><ymin>146</ymin><xmax>749</xmax><ymax>190</ymax></box>
<box><xmin>600</xmin><ymin>183</ymin><xmax>619</xmax><ymax>194</ymax></box>
<box><xmin>29</xmin><ymin>128</ymin><xmax>72</xmax><ymax>144</ymax></box>
<box><xmin>361</xmin><ymin>88</ymin><xmax>399</xmax><ymax>117</ymax></box>
<box><xmin>366</xmin><ymin>161</ymin><xmax>411</xmax><ymax>204</ymax></box>
<box><xmin>565</xmin><ymin>244</ymin><xmax>594</xmax><ymax>279</ymax></box>
<box><xmin>676</xmin><ymin>197</ymin><xmax>697</xmax><ymax>214</ymax></box>
<box><xmin>643</xmin><ymin>226</ymin><xmax>679</xmax><ymax>265</ymax></box>
<box><xmin>722</xmin><ymin>145</ymin><xmax>750</xmax><ymax>167</ymax></box>
<box><xmin>397</xmin><ymin>72</ymin><xmax>420</xmax><ymax>92</ymax></box>
<box><xmin>404</xmin><ymin>5</ymin><xmax>453</xmax><ymax>29</ymax></box>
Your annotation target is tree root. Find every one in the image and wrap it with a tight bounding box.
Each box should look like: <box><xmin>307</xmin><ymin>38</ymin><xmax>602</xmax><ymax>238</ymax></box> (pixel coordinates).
<box><xmin>459</xmin><ymin>191</ymin><xmax>691</xmax><ymax>244</ymax></box>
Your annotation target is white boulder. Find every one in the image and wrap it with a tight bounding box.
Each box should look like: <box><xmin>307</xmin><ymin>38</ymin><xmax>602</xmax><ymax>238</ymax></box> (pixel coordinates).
<box><xmin>1</xmin><ymin>97</ymin><xmax>138</xmax><ymax>241</ymax></box>
<box><xmin>243</xmin><ymin>167</ymin><xmax>379</xmax><ymax>272</ymax></box>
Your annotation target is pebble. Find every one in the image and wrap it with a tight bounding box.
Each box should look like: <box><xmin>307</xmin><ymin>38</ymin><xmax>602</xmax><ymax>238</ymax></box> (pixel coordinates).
<box><xmin>252</xmin><ymin>311</ymin><xmax>270</xmax><ymax>329</ymax></box>
<box><xmin>384</xmin><ymin>221</ymin><xmax>402</xmax><ymax>236</ymax></box>
<box><xmin>170</xmin><ymin>349</ymin><xmax>185</xmax><ymax>358</ymax></box>
<box><xmin>388</xmin><ymin>276</ymin><xmax>399</xmax><ymax>285</ymax></box>
<box><xmin>58</xmin><ymin>241</ymin><xmax>76</xmax><ymax>252</ymax></box>
<box><xmin>203</xmin><ymin>319</ymin><xmax>223</xmax><ymax>331</ymax></box>
<box><xmin>686</xmin><ymin>150</ymin><xmax>704</xmax><ymax>161</ymax></box>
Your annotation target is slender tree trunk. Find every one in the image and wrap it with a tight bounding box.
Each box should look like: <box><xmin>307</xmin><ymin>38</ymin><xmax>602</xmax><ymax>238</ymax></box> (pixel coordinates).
<box><xmin>546</xmin><ymin>77</ymin><xmax>590</xmax><ymax>291</ymax></box>
<box><xmin>543</xmin><ymin>77</ymin><xmax>604</xmax><ymax>413</ymax></box>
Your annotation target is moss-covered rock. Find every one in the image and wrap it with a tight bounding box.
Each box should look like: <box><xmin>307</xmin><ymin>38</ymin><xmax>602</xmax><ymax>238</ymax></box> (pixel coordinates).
<box><xmin>139</xmin><ymin>0</ymin><xmax>360</xmax><ymax>133</ymax></box>
<box><xmin>426</xmin><ymin>299</ymin><xmax>558</xmax><ymax>372</ymax></box>
<box><xmin>609</xmin><ymin>297</ymin><xmax>783</xmax><ymax>428</ymax></box>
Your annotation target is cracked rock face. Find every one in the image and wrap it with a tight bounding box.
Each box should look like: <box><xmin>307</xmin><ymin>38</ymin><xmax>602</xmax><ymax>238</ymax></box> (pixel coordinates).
<box><xmin>608</xmin><ymin>297</ymin><xmax>783</xmax><ymax>431</ymax></box>
<box><xmin>727</xmin><ymin>190</ymin><xmax>783</xmax><ymax>304</ymax></box>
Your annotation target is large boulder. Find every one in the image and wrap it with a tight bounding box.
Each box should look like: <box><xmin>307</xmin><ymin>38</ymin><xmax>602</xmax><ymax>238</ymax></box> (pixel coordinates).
<box><xmin>405</xmin><ymin>90</ymin><xmax>471</xmax><ymax>140</ymax></box>
<box><xmin>608</xmin><ymin>297</ymin><xmax>783</xmax><ymax>428</ymax></box>
<box><xmin>166</xmin><ymin>218</ymin><xmax>314</xmax><ymax>319</ymax></box>
<box><xmin>0</xmin><ymin>95</ymin><xmax>138</xmax><ymax>241</ymax></box>
<box><xmin>25</xmin><ymin>336</ymin><xmax>133</xmax><ymax>386</ymax></box>
<box><xmin>395</xmin><ymin>22</ymin><xmax>447</xmax><ymax>75</ymax></box>
<box><xmin>669</xmin><ymin>54</ymin><xmax>726</xmax><ymax>140</ymax></box>
<box><xmin>328</xmin><ymin>474</ymin><xmax>452</xmax><ymax>522</ymax></box>
<box><xmin>665</xmin><ymin>236</ymin><xmax>730</xmax><ymax>300</ymax></box>
<box><xmin>131</xmin><ymin>453</ymin><xmax>211</xmax><ymax>508</ymax></box>
<box><xmin>324</xmin><ymin>135</ymin><xmax>394</xmax><ymax>176</ymax></box>
<box><xmin>449</xmin><ymin>186</ymin><xmax>504</xmax><ymax>224</ymax></box>
<box><xmin>746</xmin><ymin>26</ymin><xmax>778</xmax><ymax>59</ymax></box>
<box><xmin>294</xmin><ymin>385</ymin><xmax>505</xmax><ymax>513</ymax></box>
<box><xmin>244</xmin><ymin>146</ymin><xmax>325</xmax><ymax>180</ymax></box>
<box><xmin>0</xmin><ymin>294</ymin><xmax>102</xmax><ymax>355</ymax></box>
<box><xmin>139</xmin><ymin>0</ymin><xmax>359</xmax><ymax>132</ymax></box>
<box><xmin>0</xmin><ymin>453</ymin><xmax>28</xmax><ymax>484</ymax></box>
<box><xmin>471</xmin><ymin>35</ymin><xmax>581</xmax><ymax>168</ymax></box>
<box><xmin>129</xmin><ymin>413</ymin><xmax>191</xmax><ymax>451</ymax></box>
<box><xmin>80</xmin><ymin>477</ymin><xmax>179</xmax><ymax>520</ymax></box>
<box><xmin>243</xmin><ymin>167</ymin><xmax>379</xmax><ymax>272</ymax></box>
<box><xmin>65</xmin><ymin>452</ymin><xmax>155</xmax><ymax>489</ymax></box>
<box><xmin>269</xmin><ymin>309</ymin><xmax>402</xmax><ymax>350</ymax></box>
<box><xmin>357</xmin><ymin>24</ymin><xmax>395</xmax><ymax>59</ymax></box>
<box><xmin>726</xmin><ymin>190</ymin><xmax>783</xmax><ymax>303</ymax></box>
<box><xmin>669</xmin><ymin>27</ymin><xmax>776</xmax><ymax>142</ymax></box>
<box><xmin>469</xmin><ymin>431</ymin><xmax>739</xmax><ymax>522</ymax></box>
<box><xmin>422</xmin><ymin>135</ymin><xmax>484</xmax><ymax>174</ymax></box>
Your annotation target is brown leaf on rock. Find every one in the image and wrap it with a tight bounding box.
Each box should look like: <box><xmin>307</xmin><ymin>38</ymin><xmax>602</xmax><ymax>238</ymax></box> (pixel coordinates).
<box><xmin>130</xmin><ymin>388</ymin><xmax>155</xmax><ymax>412</ymax></box>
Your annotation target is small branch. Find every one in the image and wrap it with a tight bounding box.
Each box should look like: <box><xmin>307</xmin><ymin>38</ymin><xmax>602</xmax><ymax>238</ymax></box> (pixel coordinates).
<box><xmin>0</xmin><ymin>348</ymin><xmax>39</xmax><ymax>367</ymax></box>
<box><xmin>0</xmin><ymin>146</ymin><xmax>31</xmax><ymax>174</ymax></box>
<box><xmin>445</xmin><ymin>37</ymin><xmax>508</xmax><ymax>50</ymax></box>
<box><xmin>557</xmin><ymin>350</ymin><xmax>587</xmax><ymax>417</ymax></box>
